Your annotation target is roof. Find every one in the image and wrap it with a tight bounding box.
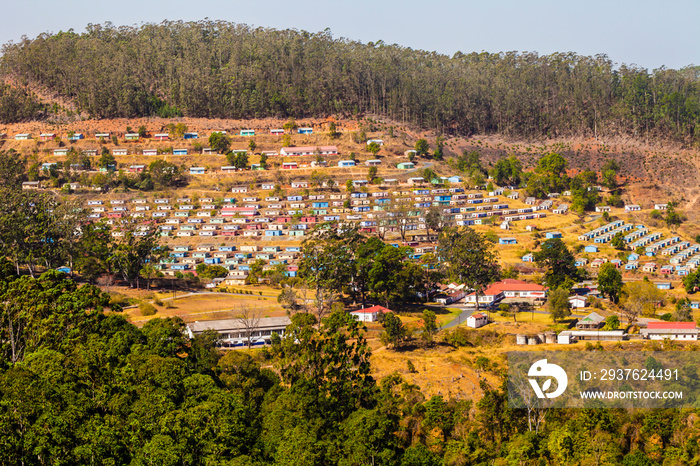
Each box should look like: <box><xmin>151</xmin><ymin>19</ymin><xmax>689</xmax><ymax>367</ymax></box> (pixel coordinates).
<box><xmin>282</xmin><ymin>145</ymin><xmax>337</xmax><ymax>152</ymax></box>
<box><xmin>647</xmin><ymin>321</ymin><xmax>696</xmax><ymax>330</ymax></box>
<box><xmin>351</xmin><ymin>305</ymin><xmax>392</xmax><ymax>314</ymax></box>
<box><xmin>469</xmin><ymin>279</ymin><xmax>545</xmax><ymax>296</ymax></box>
<box><xmin>570</xmin><ymin>330</ymin><xmax>625</xmax><ymax>336</ymax></box>
<box><xmin>188</xmin><ymin>316</ymin><xmax>291</xmax><ymax>333</ymax></box>
<box><xmin>579</xmin><ymin>311</ymin><xmax>605</xmax><ymax>324</ymax></box>
<box><xmin>641</xmin><ymin>328</ymin><xmax>698</xmax><ymax>335</ymax></box>
<box><xmin>470</xmin><ymin>312</ymin><xmax>487</xmax><ymax>319</ymax></box>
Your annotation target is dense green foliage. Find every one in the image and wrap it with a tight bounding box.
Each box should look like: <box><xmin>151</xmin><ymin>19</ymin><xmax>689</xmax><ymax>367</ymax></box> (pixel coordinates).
<box><xmin>5</xmin><ymin>271</ymin><xmax>700</xmax><ymax>465</ymax></box>
<box><xmin>0</xmin><ymin>82</ymin><xmax>44</xmax><ymax>122</ymax></box>
<box><xmin>299</xmin><ymin>225</ymin><xmax>428</xmax><ymax>311</ymax></box>
<box><xmin>2</xmin><ymin>21</ymin><xmax>700</xmax><ymax>143</ymax></box>
<box><xmin>534</xmin><ymin>238</ymin><xmax>580</xmax><ymax>289</ymax></box>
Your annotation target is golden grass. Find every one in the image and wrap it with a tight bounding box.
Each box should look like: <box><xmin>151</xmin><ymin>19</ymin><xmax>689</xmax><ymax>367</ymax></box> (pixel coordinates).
<box><xmin>125</xmin><ymin>293</ymin><xmax>283</xmax><ymax>325</ymax></box>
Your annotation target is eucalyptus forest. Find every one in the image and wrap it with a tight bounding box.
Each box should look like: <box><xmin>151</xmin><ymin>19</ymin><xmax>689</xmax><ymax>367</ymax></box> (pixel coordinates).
<box><xmin>1</xmin><ymin>20</ymin><xmax>699</xmax><ymax>143</ymax></box>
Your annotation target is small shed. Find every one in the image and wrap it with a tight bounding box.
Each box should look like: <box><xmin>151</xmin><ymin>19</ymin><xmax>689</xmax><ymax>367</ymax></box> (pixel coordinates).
<box><xmin>466</xmin><ymin>312</ymin><xmax>488</xmax><ymax>329</ymax></box>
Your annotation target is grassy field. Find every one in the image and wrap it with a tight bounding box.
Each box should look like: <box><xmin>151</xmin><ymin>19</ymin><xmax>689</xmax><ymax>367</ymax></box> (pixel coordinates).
<box><xmin>114</xmin><ymin>286</ymin><xmax>284</xmax><ymax>325</ymax></box>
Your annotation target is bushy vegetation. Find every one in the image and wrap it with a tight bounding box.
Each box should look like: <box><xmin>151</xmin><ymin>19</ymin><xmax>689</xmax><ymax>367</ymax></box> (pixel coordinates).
<box><xmin>3</xmin><ymin>270</ymin><xmax>700</xmax><ymax>464</ymax></box>
<box><xmin>2</xmin><ymin>21</ymin><xmax>700</xmax><ymax>144</ymax></box>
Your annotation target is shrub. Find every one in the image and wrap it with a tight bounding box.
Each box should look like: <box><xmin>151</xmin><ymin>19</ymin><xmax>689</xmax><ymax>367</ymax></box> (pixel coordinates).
<box><xmin>139</xmin><ymin>302</ymin><xmax>157</xmax><ymax>316</ymax></box>
<box><xmin>407</xmin><ymin>360</ymin><xmax>417</xmax><ymax>373</ymax></box>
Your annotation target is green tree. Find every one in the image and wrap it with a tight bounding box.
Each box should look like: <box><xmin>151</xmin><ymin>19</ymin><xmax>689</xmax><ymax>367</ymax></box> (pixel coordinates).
<box><xmin>227</xmin><ymin>151</ymin><xmax>249</xmax><ymax>169</ymax></box>
<box><xmin>682</xmin><ymin>270</ymin><xmax>700</xmax><ymax>294</ymax></box>
<box><xmin>603</xmin><ymin>315</ymin><xmax>620</xmax><ymax>330</ymax></box>
<box><xmin>0</xmin><ymin>269</ymin><xmax>112</xmax><ymax>363</ymax></box>
<box><xmin>491</xmin><ymin>155</ymin><xmax>523</xmax><ymax>186</ymax></box>
<box><xmin>248</xmin><ymin>139</ymin><xmax>257</xmax><ymax>153</ymax></box>
<box><xmin>283</xmin><ymin>118</ymin><xmax>298</xmax><ymax>133</ymax></box>
<box><xmin>327</xmin><ymin>121</ymin><xmax>338</xmax><ymax>138</ymax></box>
<box><xmin>0</xmin><ymin>189</ymin><xmax>65</xmax><ymax>276</ymax></box>
<box><xmin>0</xmin><ymin>150</ymin><xmax>27</xmax><ymax>190</ymax></box>
<box><xmin>381</xmin><ymin>312</ymin><xmax>407</xmax><ymax>349</ymax></box>
<box><xmin>367</xmin><ymin>141</ymin><xmax>381</xmax><ymax>157</ymax></box>
<box><xmin>209</xmin><ymin>132</ymin><xmax>231</xmax><ymax>153</ymax></box>
<box><xmin>598</xmin><ymin>262</ymin><xmax>623</xmax><ymax>303</ymax></box>
<box><xmin>366</xmin><ymin>244</ymin><xmax>425</xmax><ymax>306</ymax></box>
<box><xmin>110</xmin><ymin>220</ymin><xmax>170</xmax><ymax>289</ymax></box>
<box><xmin>601</xmin><ymin>159</ymin><xmax>620</xmax><ymax>190</ymax></box>
<box><xmin>534</xmin><ymin>238</ymin><xmax>579</xmax><ymax>289</ymax></box>
<box><xmin>425</xmin><ymin>205</ymin><xmax>447</xmax><ymax>236</ymax></box>
<box><xmin>421</xmin><ymin>310</ymin><xmax>438</xmax><ymax>344</ymax></box>
<box><xmin>415</xmin><ymin>139</ymin><xmax>429</xmax><ymax>157</ymax></box>
<box><xmin>433</xmin><ymin>136</ymin><xmax>444</xmax><ymax>160</ymax></box>
<box><xmin>547</xmin><ymin>288</ymin><xmax>571</xmax><ymax>322</ymax></box>
<box><xmin>534</xmin><ymin>152</ymin><xmax>569</xmax><ymax>193</ymax></box>
<box><xmin>610</xmin><ymin>232</ymin><xmax>626</xmax><ymax>250</ymax></box>
<box><xmin>148</xmin><ymin>160</ymin><xmax>182</xmax><ymax>188</ymax></box>
<box><xmin>665</xmin><ymin>201</ymin><xmax>683</xmax><ymax>229</ymax></box>
<box><xmin>74</xmin><ymin>221</ymin><xmax>113</xmax><ymax>283</ymax></box>
<box><xmin>437</xmin><ymin>226</ymin><xmax>501</xmax><ymax>315</ymax></box>
<box><xmin>368</xmin><ymin>166</ymin><xmax>378</xmax><ymax>181</ymax></box>
<box><xmin>620</xmin><ymin>280</ymin><xmax>665</xmax><ymax>323</ymax></box>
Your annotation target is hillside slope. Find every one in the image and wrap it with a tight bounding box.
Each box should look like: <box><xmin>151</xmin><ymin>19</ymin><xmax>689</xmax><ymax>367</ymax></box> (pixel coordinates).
<box><xmin>1</xmin><ymin>20</ymin><xmax>700</xmax><ymax>146</ymax></box>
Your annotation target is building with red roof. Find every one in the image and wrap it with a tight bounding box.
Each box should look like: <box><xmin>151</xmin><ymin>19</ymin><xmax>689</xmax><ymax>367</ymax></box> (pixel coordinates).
<box><xmin>641</xmin><ymin>321</ymin><xmax>698</xmax><ymax>340</ymax></box>
<box><xmin>464</xmin><ymin>279</ymin><xmax>546</xmax><ymax>306</ymax></box>
<box><xmin>467</xmin><ymin>312</ymin><xmax>488</xmax><ymax>328</ymax></box>
<box><xmin>350</xmin><ymin>305</ymin><xmax>392</xmax><ymax>323</ymax></box>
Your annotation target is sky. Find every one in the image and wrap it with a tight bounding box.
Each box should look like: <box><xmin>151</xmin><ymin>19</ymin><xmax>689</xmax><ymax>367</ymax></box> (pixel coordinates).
<box><xmin>1</xmin><ymin>0</ymin><xmax>698</xmax><ymax>70</ymax></box>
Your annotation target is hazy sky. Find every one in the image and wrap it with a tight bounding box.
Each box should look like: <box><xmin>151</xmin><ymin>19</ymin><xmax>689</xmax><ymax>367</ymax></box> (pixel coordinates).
<box><xmin>2</xmin><ymin>0</ymin><xmax>698</xmax><ymax>70</ymax></box>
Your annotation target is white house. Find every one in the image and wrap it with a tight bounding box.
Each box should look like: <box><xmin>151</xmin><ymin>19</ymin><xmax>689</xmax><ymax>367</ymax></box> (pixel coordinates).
<box><xmin>568</xmin><ymin>295</ymin><xmax>588</xmax><ymax>309</ymax></box>
<box><xmin>464</xmin><ymin>279</ymin><xmax>546</xmax><ymax>306</ymax></box>
<box><xmin>350</xmin><ymin>305</ymin><xmax>392</xmax><ymax>323</ymax></box>
<box><xmin>185</xmin><ymin>316</ymin><xmax>291</xmax><ymax>347</ymax></box>
<box><xmin>466</xmin><ymin>312</ymin><xmax>488</xmax><ymax>328</ymax></box>
<box><xmin>279</xmin><ymin>146</ymin><xmax>338</xmax><ymax>156</ymax></box>
<box><xmin>640</xmin><ymin>322</ymin><xmax>698</xmax><ymax>341</ymax></box>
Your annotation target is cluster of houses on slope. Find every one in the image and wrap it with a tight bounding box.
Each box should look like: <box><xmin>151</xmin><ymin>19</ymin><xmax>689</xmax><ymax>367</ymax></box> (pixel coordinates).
<box><xmin>186</xmin><ymin>306</ymin><xmax>700</xmax><ymax>350</ymax></box>
<box><xmin>10</xmin><ymin>127</ymin><xmax>326</xmax><ymax>142</ymax></box>
<box><xmin>553</xmin><ymin>311</ymin><xmax>700</xmax><ymax>344</ymax></box>
<box><xmin>86</xmin><ymin>185</ymin><xmax>550</xmax><ymax>282</ymax></box>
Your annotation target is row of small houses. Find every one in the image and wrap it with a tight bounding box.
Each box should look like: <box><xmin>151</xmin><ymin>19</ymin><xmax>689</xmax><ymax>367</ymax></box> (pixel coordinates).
<box><xmin>85</xmin><ymin>201</ymin><xmax>552</xmax><ymax>233</ymax></box>
<box><xmin>11</xmin><ymin>128</ymin><xmax>319</xmax><ymax>142</ymax></box>
<box><xmin>184</xmin><ymin>310</ymin><xmax>700</xmax><ymax>349</ymax></box>
<box><xmin>514</xmin><ymin>311</ymin><xmax>700</xmax><ymax>345</ymax></box>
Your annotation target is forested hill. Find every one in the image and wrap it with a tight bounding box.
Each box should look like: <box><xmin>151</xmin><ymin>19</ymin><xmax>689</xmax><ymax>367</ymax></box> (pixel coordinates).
<box><xmin>1</xmin><ymin>20</ymin><xmax>700</xmax><ymax>144</ymax></box>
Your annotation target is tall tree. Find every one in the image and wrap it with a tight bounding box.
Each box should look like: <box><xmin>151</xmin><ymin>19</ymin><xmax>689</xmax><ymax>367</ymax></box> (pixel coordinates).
<box><xmin>534</xmin><ymin>238</ymin><xmax>579</xmax><ymax>289</ymax></box>
<box><xmin>109</xmin><ymin>220</ymin><xmax>170</xmax><ymax>289</ymax></box>
<box><xmin>437</xmin><ymin>226</ymin><xmax>501</xmax><ymax>314</ymax></box>
<box><xmin>597</xmin><ymin>263</ymin><xmax>623</xmax><ymax>303</ymax></box>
